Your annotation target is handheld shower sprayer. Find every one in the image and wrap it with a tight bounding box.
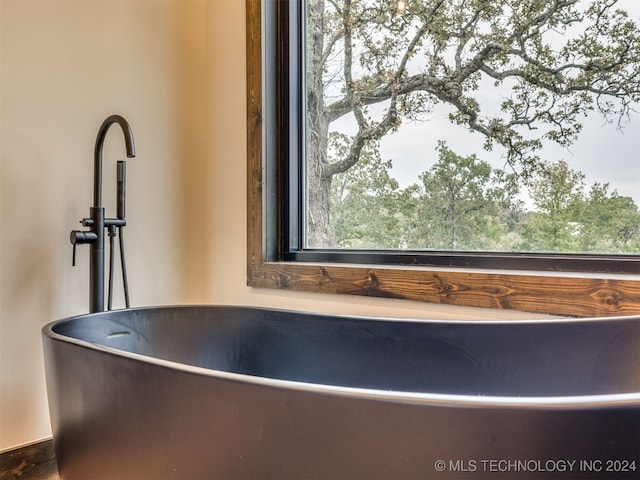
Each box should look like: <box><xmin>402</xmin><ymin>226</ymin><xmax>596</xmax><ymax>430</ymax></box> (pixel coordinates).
<box><xmin>70</xmin><ymin>115</ymin><xmax>135</xmax><ymax>313</ymax></box>
<box><xmin>117</xmin><ymin>160</ymin><xmax>126</xmax><ymax>220</ymax></box>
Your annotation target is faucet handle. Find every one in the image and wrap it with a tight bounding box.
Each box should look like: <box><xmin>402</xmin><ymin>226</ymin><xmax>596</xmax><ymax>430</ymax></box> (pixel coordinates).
<box><xmin>81</xmin><ymin>218</ymin><xmax>94</xmax><ymax>227</ymax></box>
<box><xmin>70</xmin><ymin>230</ymin><xmax>98</xmax><ymax>266</ymax></box>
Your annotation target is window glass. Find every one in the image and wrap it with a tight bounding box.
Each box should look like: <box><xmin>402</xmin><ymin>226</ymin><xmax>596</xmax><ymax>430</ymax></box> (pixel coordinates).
<box><xmin>303</xmin><ymin>0</ymin><xmax>640</xmax><ymax>256</ymax></box>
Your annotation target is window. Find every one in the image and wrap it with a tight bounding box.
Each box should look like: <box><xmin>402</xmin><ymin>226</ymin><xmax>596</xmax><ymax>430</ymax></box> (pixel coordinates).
<box><xmin>247</xmin><ymin>0</ymin><xmax>640</xmax><ymax>317</ymax></box>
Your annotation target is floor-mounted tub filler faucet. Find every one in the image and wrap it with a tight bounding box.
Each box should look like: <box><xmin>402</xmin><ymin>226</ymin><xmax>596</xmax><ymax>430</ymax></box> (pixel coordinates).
<box><xmin>70</xmin><ymin>114</ymin><xmax>135</xmax><ymax>313</ymax></box>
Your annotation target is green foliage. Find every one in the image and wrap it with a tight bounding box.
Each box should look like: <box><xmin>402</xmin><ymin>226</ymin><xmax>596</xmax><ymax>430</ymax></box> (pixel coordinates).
<box><xmin>330</xmin><ymin>142</ymin><xmax>640</xmax><ymax>254</ymax></box>
<box><xmin>308</xmin><ymin>0</ymin><xmax>640</xmax><ymax>250</ymax></box>
<box><xmin>518</xmin><ymin>161</ymin><xmax>586</xmax><ymax>251</ymax></box>
<box><xmin>517</xmin><ymin>164</ymin><xmax>640</xmax><ymax>253</ymax></box>
<box><xmin>329</xmin><ymin>133</ymin><xmax>405</xmax><ymax>248</ymax></box>
<box><xmin>413</xmin><ymin>141</ymin><xmax>502</xmax><ymax>250</ymax></box>
<box><xmin>572</xmin><ymin>183</ymin><xmax>640</xmax><ymax>253</ymax></box>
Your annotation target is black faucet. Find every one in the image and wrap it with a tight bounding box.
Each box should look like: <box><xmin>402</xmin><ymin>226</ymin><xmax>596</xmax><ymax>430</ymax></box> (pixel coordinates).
<box><xmin>70</xmin><ymin>115</ymin><xmax>135</xmax><ymax>313</ymax></box>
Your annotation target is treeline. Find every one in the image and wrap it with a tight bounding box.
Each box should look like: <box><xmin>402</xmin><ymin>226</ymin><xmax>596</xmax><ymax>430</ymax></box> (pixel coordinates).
<box><xmin>329</xmin><ymin>138</ymin><xmax>640</xmax><ymax>254</ymax></box>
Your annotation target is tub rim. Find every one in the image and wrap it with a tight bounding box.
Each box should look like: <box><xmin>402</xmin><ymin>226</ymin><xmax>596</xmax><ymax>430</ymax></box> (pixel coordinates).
<box><xmin>42</xmin><ymin>304</ymin><xmax>640</xmax><ymax>410</ymax></box>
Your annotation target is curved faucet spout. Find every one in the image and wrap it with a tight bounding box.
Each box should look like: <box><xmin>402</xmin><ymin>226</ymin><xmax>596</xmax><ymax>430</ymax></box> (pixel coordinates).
<box><xmin>93</xmin><ymin>115</ymin><xmax>135</xmax><ymax>208</ymax></box>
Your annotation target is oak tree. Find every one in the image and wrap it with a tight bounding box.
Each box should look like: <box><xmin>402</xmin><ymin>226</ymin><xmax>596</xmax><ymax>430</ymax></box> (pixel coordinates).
<box><xmin>306</xmin><ymin>0</ymin><xmax>640</xmax><ymax>247</ymax></box>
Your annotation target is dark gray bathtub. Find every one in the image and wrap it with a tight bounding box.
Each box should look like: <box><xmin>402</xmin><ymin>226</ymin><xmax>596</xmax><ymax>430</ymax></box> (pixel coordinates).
<box><xmin>42</xmin><ymin>305</ymin><xmax>640</xmax><ymax>479</ymax></box>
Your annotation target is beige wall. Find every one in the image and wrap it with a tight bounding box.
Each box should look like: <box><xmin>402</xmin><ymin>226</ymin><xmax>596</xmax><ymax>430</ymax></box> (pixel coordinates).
<box><xmin>0</xmin><ymin>0</ymin><xmax>544</xmax><ymax>451</ymax></box>
<box><xmin>0</xmin><ymin>0</ymin><xmax>208</xmax><ymax>450</ymax></box>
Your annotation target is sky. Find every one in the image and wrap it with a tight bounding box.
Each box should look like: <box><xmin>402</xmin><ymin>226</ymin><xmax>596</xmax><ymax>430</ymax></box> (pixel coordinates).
<box><xmin>378</xmin><ymin>95</ymin><xmax>640</xmax><ymax>205</ymax></box>
<box><xmin>329</xmin><ymin>0</ymin><xmax>640</xmax><ymax>207</ymax></box>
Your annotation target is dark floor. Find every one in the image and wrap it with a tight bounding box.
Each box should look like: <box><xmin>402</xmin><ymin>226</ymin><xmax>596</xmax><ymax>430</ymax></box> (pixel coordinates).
<box><xmin>0</xmin><ymin>439</ymin><xmax>59</xmax><ymax>480</ymax></box>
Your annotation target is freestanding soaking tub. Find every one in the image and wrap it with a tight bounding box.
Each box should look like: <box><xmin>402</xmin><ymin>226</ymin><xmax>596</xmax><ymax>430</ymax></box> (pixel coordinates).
<box><xmin>42</xmin><ymin>305</ymin><xmax>639</xmax><ymax>479</ymax></box>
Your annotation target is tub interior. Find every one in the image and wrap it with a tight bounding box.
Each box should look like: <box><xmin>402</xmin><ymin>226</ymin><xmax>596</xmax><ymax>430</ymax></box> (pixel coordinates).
<box><xmin>50</xmin><ymin>306</ymin><xmax>640</xmax><ymax>397</ymax></box>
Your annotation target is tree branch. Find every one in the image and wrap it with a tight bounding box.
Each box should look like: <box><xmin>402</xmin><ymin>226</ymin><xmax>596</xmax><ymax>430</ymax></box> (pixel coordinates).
<box><xmin>320</xmin><ymin>0</ymin><xmax>639</xmax><ymax>176</ymax></box>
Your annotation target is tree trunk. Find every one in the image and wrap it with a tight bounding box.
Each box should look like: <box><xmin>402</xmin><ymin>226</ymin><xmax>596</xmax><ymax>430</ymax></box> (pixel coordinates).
<box><xmin>306</xmin><ymin>116</ymin><xmax>332</xmax><ymax>248</ymax></box>
<box><xmin>305</xmin><ymin>0</ymin><xmax>333</xmax><ymax>248</ymax></box>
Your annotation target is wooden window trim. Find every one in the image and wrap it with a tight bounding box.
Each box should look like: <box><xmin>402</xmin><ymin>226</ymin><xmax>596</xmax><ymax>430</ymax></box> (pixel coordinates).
<box><xmin>245</xmin><ymin>0</ymin><xmax>640</xmax><ymax>318</ymax></box>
